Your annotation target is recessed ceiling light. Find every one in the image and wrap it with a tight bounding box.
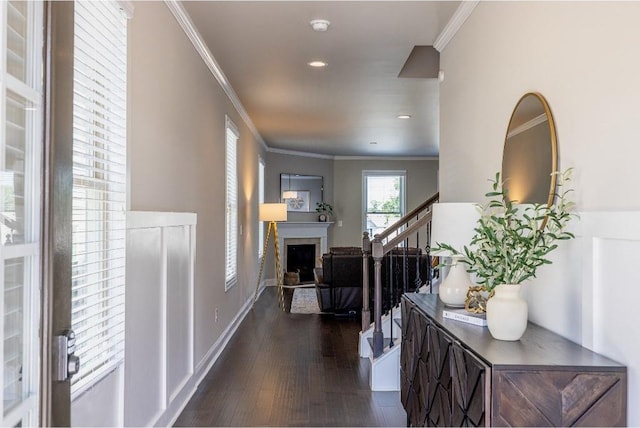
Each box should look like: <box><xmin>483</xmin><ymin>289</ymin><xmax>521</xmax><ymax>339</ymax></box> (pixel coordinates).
<box><xmin>397</xmin><ymin>114</ymin><xmax>412</xmax><ymax>119</ymax></box>
<box><xmin>310</xmin><ymin>19</ymin><xmax>330</xmax><ymax>32</ymax></box>
<box><xmin>308</xmin><ymin>60</ymin><xmax>328</xmax><ymax>68</ymax></box>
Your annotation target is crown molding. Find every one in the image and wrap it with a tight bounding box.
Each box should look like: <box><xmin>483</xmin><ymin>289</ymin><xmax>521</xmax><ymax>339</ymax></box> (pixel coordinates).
<box><xmin>335</xmin><ymin>155</ymin><xmax>438</xmax><ymax>161</ymax></box>
<box><xmin>268</xmin><ymin>146</ymin><xmax>439</xmax><ymax>161</ymax></box>
<box><xmin>267</xmin><ymin>147</ymin><xmax>334</xmax><ymax>160</ymax></box>
<box><xmin>164</xmin><ymin>0</ymin><xmax>268</xmax><ymax>152</ymax></box>
<box><xmin>433</xmin><ymin>1</ymin><xmax>479</xmax><ymax>52</ymax></box>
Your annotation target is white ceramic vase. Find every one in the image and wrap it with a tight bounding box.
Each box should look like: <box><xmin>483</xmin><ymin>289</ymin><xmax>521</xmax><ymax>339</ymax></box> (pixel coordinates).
<box><xmin>438</xmin><ymin>256</ymin><xmax>474</xmax><ymax>307</ymax></box>
<box><xmin>486</xmin><ymin>283</ymin><xmax>528</xmax><ymax>341</ymax></box>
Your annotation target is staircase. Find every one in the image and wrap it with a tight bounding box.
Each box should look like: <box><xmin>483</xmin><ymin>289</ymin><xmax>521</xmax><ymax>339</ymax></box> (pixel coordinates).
<box><xmin>360</xmin><ymin>193</ymin><xmax>439</xmax><ymax>391</ymax></box>
<box><xmin>359</xmin><ymin>310</ymin><xmax>402</xmax><ymax>391</ymax></box>
<box><xmin>358</xmin><ymin>310</ymin><xmax>401</xmax><ymax>358</ymax></box>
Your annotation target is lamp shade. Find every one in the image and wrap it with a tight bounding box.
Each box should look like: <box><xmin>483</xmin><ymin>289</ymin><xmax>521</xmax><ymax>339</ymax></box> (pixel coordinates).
<box><xmin>431</xmin><ymin>202</ymin><xmax>479</xmax><ymax>255</ymax></box>
<box><xmin>259</xmin><ymin>203</ymin><xmax>287</xmax><ymax>222</ymax></box>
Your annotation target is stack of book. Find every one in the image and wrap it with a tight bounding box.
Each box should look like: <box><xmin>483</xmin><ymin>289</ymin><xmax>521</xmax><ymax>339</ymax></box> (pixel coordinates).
<box><xmin>442</xmin><ymin>308</ymin><xmax>487</xmax><ymax>326</ymax></box>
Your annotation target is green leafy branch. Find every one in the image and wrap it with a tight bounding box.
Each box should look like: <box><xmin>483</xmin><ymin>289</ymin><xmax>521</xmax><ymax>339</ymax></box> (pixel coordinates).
<box><xmin>316</xmin><ymin>202</ymin><xmax>334</xmax><ymax>215</ymax></box>
<box><xmin>433</xmin><ymin>169</ymin><xmax>577</xmax><ymax>291</ymax></box>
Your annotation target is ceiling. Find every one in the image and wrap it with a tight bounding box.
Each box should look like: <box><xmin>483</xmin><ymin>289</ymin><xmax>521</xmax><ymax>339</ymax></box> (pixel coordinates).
<box><xmin>183</xmin><ymin>1</ymin><xmax>462</xmax><ymax>157</ymax></box>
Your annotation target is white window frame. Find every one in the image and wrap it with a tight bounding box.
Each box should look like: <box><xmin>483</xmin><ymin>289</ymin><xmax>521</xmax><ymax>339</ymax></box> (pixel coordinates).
<box><xmin>225</xmin><ymin>116</ymin><xmax>239</xmax><ymax>291</ymax></box>
<box><xmin>362</xmin><ymin>170</ymin><xmax>406</xmax><ymax>237</ymax></box>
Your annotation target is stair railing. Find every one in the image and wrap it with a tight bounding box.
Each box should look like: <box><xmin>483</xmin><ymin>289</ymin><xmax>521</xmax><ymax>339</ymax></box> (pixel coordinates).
<box><xmin>361</xmin><ymin>232</ymin><xmax>371</xmax><ymax>332</ymax></box>
<box><xmin>364</xmin><ymin>192</ymin><xmax>439</xmax><ymax>358</ymax></box>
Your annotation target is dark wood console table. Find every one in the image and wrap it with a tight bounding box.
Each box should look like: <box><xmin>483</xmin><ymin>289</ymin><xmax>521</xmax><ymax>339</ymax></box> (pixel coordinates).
<box><xmin>400</xmin><ymin>293</ymin><xmax>627</xmax><ymax>427</ymax></box>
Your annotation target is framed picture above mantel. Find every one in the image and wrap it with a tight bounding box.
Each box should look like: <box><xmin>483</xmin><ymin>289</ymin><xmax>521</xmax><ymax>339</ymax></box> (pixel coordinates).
<box><xmin>284</xmin><ymin>190</ymin><xmax>310</xmax><ymax>212</ymax></box>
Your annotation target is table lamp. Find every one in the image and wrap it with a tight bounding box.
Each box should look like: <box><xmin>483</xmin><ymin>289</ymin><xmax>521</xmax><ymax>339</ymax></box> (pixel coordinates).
<box><xmin>431</xmin><ymin>202</ymin><xmax>479</xmax><ymax>307</ymax></box>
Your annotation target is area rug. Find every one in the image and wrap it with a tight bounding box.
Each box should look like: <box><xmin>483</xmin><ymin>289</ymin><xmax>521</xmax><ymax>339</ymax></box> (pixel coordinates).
<box><xmin>290</xmin><ymin>287</ymin><xmax>321</xmax><ymax>314</ymax></box>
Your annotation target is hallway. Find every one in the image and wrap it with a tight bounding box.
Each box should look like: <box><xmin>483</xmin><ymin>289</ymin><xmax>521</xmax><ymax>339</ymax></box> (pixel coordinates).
<box><xmin>174</xmin><ymin>287</ymin><xmax>406</xmax><ymax>427</ymax></box>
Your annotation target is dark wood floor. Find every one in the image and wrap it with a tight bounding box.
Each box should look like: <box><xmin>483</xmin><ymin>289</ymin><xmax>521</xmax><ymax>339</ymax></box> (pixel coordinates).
<box><xmin>174</xmin><ymin>286</ymin><xmax>406</xmax><ymax>427</ymax></box>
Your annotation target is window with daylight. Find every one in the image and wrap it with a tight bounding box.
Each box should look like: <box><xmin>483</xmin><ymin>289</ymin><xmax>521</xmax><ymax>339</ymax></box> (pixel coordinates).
<box><xmin>258</xmin><ymin>157</ymin><xmax>265</xmax><ymax>258</ymax></box>
<box><xmin>1</xmin><ymin>1</ymin><xmax>43</xmax><ymax>426</ymax></box>
<box><xmin>363</xmin><ymin>171</ymin><xmax>406</xmax><ymax>237</ymax></box>
<box><xmin>71</xmin><ymin>1</ymin><xmax>128</xmax><ymax>397</ymax></box>
<box><xmin>225</xmin><ymin>117</ymin><xmax>239</xmax><ymax>291</ymax></box>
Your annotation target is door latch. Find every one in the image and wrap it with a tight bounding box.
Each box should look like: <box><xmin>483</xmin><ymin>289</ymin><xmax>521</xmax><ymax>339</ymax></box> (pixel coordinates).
<box><xmin>53</xmin><ymin>329</ymin><xmax>80</xmax><ymax>381</ymax></box>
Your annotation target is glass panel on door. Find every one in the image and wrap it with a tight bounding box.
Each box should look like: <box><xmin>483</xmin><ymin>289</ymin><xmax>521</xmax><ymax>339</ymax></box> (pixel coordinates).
<box><xmin>3</xmin><ymin>257</ymin><xmax>25</xmax><ymax>415</ymax></box>
<box><xmin>3</xmin><ymin>90</ymin><xmax>27</xmax><ymax>245</ymax></box>
<box><xmin>1</xmin><ymin>1</ymin><xmax>43</xmax><ymax>425</ymax></box>
<box><xmin>6</xmin><ymin>1</ymin><xmax>28</xmax><ymax>81</ymax></box>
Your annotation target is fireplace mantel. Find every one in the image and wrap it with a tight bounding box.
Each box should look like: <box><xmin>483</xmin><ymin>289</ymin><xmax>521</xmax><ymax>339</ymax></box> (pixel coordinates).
<box><xmin>277</xmin><ymin>222</ymin><xmax>332</xmax><ymax>256</ymax></box>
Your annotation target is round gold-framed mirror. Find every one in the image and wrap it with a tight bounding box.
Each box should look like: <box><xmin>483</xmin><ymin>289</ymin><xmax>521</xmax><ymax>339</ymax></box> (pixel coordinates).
<box><xmin>502</xmin><ymin>92</ymin><xmax>558</xmax><ymax>207</ymax></box>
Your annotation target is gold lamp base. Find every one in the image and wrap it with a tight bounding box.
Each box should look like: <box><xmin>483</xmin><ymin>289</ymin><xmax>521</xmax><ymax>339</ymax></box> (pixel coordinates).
<box><xmin>253</xmin><ymin>221</ymin><xmax>285</xmax><ymax>311</ymax></box>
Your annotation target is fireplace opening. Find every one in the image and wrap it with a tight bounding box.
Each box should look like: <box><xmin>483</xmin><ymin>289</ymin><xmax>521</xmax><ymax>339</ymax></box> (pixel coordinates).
<box><xmin>286</xmin><ymin>244</ymin><xmax>316</xmax><ymax>283</ymax></box>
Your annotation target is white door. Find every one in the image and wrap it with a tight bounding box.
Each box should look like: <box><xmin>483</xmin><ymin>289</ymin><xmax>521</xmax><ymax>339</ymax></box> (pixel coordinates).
<box><xmin>1</xmin><ymin>1</ymin><xmax>44</xmax><ymax>426</ymax></box>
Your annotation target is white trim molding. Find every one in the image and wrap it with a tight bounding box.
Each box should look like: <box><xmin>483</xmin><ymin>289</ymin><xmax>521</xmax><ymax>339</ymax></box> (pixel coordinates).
<box><xmin>127</xmin><ymin>211</ymin><xmax>197</xmax><ymax>229</ymax></box>
<box><xmin>164</xmin><ymin>0</ymin><xmax>268</xmax><ymax>152</ymax></box>
<box><xmin>335</xmin><ymin>155</ymin><xmax>438</xmax><ymax>161</ymax></box>
<box><xmin>268</xmin><ymin>146</ymin><xmax>334</xmax><ymax>160</ymax></box>
<box><xmin>269</xmin><ymin>146</ymin><xmax>439</xmax><ymax>161</ymax></box>
<box><xmin>166</xmin><ymin>288</ymin><xmax>265</xmax><ymax>426</ymax></box>
<box><xmin>433</xmin><ymin>1</ymin><xmax>479</xmax><ymax>52</ymax></box>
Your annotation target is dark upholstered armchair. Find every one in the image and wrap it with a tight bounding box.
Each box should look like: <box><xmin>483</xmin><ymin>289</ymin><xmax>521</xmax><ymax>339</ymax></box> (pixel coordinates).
<box><xmin>316</xmin><ymin>246</ymin><xmax>430</xmax><ymax>316</ymax></box>
<box><xmin>315</xmin><ymin>247</ymin><xmax>363</xmax><ymax>313</ymax></box>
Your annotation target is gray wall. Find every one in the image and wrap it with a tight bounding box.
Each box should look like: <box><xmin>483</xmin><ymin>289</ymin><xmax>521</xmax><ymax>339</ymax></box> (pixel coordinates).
<box><xmin>332</xmin><ymin>159</ymin><xmax>438</xmax><ymax>247</ymax></box>
<box><xmin>440</xmin><ymin>1</ymin><xmax>640</xmax><ymax>209</ymax></box>
<box><xmin>264</xmin><ymin>153</ymin><xmax>438</xmax><ymax>250</ymax></box>
<box><xmin>265</xmin><ymin>151</ymin><xmax>334</xmax><ymax>222</ymax></box>
<box><xmin>439</xmin><ymin>2</ymin><xmax>640</xmax><ymax>424</ymax></box>
<box><xmin>263</xmin><ymin>152</ymin><xmax>333</xmax><ymax>278</ymax></box>
<box><xmin>128</xmin><ymin>1</ymin><xmax>265</xmax><ymax>364</ymax></box>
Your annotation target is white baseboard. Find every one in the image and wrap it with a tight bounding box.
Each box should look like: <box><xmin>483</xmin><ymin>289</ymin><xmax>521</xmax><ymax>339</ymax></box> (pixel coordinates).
<box><xmin>193</xmin><ymin>286</ymin><xmax>264</xmax><ymax>376</ymax></box>
<box><xmin>160</xmin><ymin>285</ymin><xmax>266</xmax><ymax>427</ymax></box>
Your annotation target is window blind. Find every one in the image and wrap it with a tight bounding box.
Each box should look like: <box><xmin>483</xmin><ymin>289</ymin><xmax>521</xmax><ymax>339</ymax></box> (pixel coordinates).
<box><xmin>225</xmin><ymin>117</ymin><xmax>238</xmax><ymax>290</ymax></box>
<box><xmin>71</xmin><ymin>1</ymin><xmax>127</xmax><ymax>396</ymax></box>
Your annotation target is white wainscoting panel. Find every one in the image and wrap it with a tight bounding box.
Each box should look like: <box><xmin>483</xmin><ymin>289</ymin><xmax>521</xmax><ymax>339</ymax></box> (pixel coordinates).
<box><xmin>124</xmin><ymin>212</ymin><xmax>196</xmax><ymax>427</ymax></box>
<box><xmin>71</xmin><ymin>368</ymin><xmax>124</xmax><ymax>427</ymax></box>
<box><xmin>166</xmin><ymin>225</ymin><xmax>194</xmax><ymax>403</ymax></box>
<box><xmin>580</xmin><ymin>212</ymin><xmax>640</xmax><ymax>426</ymax></box>
<box><xmin>523</xmin><ymin>211</ymin><xmax>637</xmax><ymax>425</ymax></box>
<box><xmin>124</xmin><ymin>227</ymin><xmax>164</xmax><ymax>426</ymax></box>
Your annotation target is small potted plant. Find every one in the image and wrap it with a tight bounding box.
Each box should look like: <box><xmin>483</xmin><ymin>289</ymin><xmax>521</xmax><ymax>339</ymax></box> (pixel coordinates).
<box><xmin>316</xmin><ymin>202</ymin><xmax>334</xmax><ymax>222</ymax></box>
<box><xmin>434</xmin><ymin>169</ymin><xmax>576</xmax><ymax>340</ymax></box>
